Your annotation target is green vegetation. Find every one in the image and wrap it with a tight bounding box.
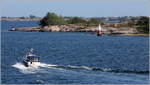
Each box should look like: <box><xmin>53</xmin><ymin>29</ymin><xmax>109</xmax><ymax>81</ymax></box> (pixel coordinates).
<box><xmin>128</xmin><ymin>19</ymin><xmax>135</xmax><ymax>27</ymax></box>
<box><xmin>67</xmin><ymin>17</ymin><xmax>87</xmax><ymax>24</ymax></box>
<box><xmin>86</xmin><ymin>18</ymin><xmax>100</xmax><ymax>27</ymax></box>
<box><xmin>29</xmin><ymin>15</ymin><xmax>36</xmax><ymax>19</ymax></box>
<box><xmin>89</xmin><ymin>18</ymin><xmax>99</xmax><ymax>24</ymax></box>
<box><xmin>127</xmin><ymin>16</ymin><xmax>149</xmax><ymax>33</ymax></box>
<box><xmin>135</xmin><ymin>17</ymin><xmax>149</xmax><ymax>33</ymax></box>
<box><xmin>39</xmin><ymin>12</ymin><xmax>103</xmax><ymax>27</ymax></box>
<box><xmin>20</xmin><ymin>16</ymin><xmax>26</xmax><ymax>19</ymax></box>
<box><xmin>39</xmin><ymin>12</ymin><xmax>67</xmax><ymax>26</ymax></box>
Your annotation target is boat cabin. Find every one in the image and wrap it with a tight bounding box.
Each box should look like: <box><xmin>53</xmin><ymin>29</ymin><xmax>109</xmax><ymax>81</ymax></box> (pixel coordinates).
<box><xmin>26</xmin><ymin>56</ymin><xmax>40</xmax><ymax>62</ymax></box>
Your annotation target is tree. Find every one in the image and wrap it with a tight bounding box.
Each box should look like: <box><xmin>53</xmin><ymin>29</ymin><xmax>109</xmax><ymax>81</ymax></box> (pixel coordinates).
<box><xmin>85</xmin><ymin>18</ymin><xmax>101</xmax><ymax>27</ymax></box>
<box><xmin>20</xmin><ymin>16</ymin><xmax>26</xmax><ymax>19</ymax></box>
<box><xmin>67</xmin><ymin>17</ymin><xmax>87</xmax><ymax>24</ymax></box>
<box><xmin>128</xmin><ymin>19</ymin><xmax>135</xmax><ymax>27</ymax></box>
<box><xmin>39</xmin><ymin>12</ymin><xmax>66</xmax><ymax>26</ymax></box>
<box><xmin>89</xmin><ymin>18</ymin><xmax>99</xmax><ymax>24</ymax></box>
<box><xmin>135</xmin><ymin>17</ymin><xmax>149</xmax><ymax>33</ymax></box>
<box><xmin>29</xmin><ymin>15</ymin><xmax>36</xmax><ymax>19</ymax></box>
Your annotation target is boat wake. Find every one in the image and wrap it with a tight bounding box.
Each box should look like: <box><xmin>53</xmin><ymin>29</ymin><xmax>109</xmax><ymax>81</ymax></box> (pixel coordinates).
<box><xmin>12</xmin><ymin>62</ymin><xmax>149</xmax><ymax>74</ymax></box>
<box><xmin>12</xmin><ymin>63</ymin><xmax>42</xmax><ymax>74</ymax></box>
<box><xmin>12</xmin><ymin>62</ymin><xmax>65</xmax><ymax>74</ymax></box>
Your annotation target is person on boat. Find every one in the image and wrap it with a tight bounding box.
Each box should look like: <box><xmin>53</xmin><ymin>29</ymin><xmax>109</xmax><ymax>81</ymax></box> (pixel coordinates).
<box><xmin>27</xmin><ymin>48</ymin><xmax>35</xmax><ymax>56</ymax></box>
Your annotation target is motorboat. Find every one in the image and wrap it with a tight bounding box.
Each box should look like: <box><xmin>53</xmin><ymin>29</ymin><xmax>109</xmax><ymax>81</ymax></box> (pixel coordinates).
<box><xmin>23</xmin><ymin>49</ymin><xmax>40</xmax><ymax>67</ymax></box>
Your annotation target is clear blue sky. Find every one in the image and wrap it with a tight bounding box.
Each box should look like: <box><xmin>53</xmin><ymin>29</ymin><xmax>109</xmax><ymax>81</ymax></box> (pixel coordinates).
<box><xmin>1</xmin><ymin>0</ymin><xmax>149</xmax><ymax>17</ymax></box>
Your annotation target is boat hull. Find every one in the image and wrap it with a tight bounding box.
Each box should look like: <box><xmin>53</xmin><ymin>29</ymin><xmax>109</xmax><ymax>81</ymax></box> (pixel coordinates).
<box><xmin>23</xmin><ymin>60</ymin><xmax>40</xmax><ymax>67</ymax></box>
<box><xmin>97</xmin><ymin>31</ymin><xmax>102</xmax><ymax>36</ymax></box>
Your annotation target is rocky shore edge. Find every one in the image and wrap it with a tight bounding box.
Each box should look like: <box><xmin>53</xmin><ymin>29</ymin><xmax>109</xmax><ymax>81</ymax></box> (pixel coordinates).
<box><xmin>10</xmin><ymin>25</ymin><xmax>149</xmax><ymax>36</ymax></box>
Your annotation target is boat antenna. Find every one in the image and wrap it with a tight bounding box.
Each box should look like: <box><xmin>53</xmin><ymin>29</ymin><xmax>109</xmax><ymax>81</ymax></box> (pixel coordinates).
<box><xmin>30</xmin><ymin>48</ymin><xmax>34</xmax><ymax>53</ymax></box>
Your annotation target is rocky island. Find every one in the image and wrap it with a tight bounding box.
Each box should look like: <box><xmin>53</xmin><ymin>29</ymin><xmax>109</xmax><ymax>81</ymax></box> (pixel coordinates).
<box><xmin>10</xmin><ymin>24</ymin><xmax>139</xmax><ymax>35</ymax></box>
<box><xmin>9</xmin><ymin>12</ymin><xmax>149</xmax><ymax>36</ymax></box>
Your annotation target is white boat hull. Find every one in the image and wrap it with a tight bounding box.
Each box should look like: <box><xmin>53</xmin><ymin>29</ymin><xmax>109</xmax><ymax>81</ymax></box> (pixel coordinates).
<box><xmin>23</xmin><ymin>60</ymin><xmax>40</xmax><ymax>67</ymax></box>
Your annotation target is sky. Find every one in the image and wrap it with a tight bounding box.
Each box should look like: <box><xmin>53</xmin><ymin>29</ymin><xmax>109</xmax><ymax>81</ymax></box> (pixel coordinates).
<box><xmin>0</xmin><ymin>0</ymin><xmax>149</xmax><ymax>17</ymax></box>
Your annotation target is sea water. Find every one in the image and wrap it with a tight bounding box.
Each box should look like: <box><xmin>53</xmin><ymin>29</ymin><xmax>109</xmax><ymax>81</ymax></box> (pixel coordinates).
<box><xmin>1</xmin><ymin>20</ymin><xmax>149</xmax><ymax>84</ymax></box>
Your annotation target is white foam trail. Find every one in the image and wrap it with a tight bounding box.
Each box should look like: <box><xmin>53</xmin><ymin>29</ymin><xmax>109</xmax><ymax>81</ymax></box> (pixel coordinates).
<box><xmin>12</xmin><ymin>62</ymin><xmax>28</xmax><ymax>70</ymax></box>
<box><xmin>67</xmin><ymin>65</ymin><xmax>92</xmax><ymax>70</ymax></box>
<box><xmin>37</xmin><ymin>62</ymin><xmax>57</xmax><ymax>68</ymax></box>
<box><xmin>12</xmin><ymin>62</ymin><xmax>59</xmax><ymax>74</ymax></box>
<box><xmin>12</xmin><ymin>63</ymin><xmax>44</xmax><ymax>74</ymax></box>
<box><xmin>80</xmin><ymin>66</ymin><xmax>92</xmax><ymax>70</ymax></box>
<box><xmin>12</xmin><ymin>62</ymin><xmax>94</xmax><ymax>74</ymax></box>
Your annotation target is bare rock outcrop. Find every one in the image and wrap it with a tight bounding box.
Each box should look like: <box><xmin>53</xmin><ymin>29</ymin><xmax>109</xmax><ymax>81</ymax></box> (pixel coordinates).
<box><xmin>10</xmin><ymin>24</ymin><xmax>138</xmax><ymax>35</ymax></box>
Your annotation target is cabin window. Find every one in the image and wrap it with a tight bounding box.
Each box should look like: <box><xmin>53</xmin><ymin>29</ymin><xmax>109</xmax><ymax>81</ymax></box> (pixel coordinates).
<box><xmin>27</xmin><ymin>56</ymin><xmax>39</xmax><ymax>62</ymax></box>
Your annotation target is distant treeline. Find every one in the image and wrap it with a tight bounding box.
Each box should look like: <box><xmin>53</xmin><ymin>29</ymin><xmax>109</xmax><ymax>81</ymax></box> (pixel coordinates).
<box><xmin>2</xmin><ymin>15</ymin><xmax>40</xmax><ymax>19</ymax></box>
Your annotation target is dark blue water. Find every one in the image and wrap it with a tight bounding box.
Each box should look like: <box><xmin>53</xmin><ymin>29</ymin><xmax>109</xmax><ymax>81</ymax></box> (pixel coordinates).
<box><xmin>1</xmin><ymin>20</ymin><xmax>149</xmax><ymax>84</ymax></box>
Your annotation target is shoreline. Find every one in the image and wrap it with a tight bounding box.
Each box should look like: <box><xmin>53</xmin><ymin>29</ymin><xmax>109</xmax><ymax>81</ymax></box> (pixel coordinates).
<box><xmin>9</xmin><ymin>25</ymin><xmax>149</xmax><ymax>36</ymax></box>
<box><xmin>1</xmin><ymin>17</ymin><xmax>42</xmax><ymax>21</ymax></box>
<box><xmin>10</xmin><ymin>28</ymin><xmax>149</xmax><ymax>37</ymax></box>
<box><xmin>120</xmin><ymin>33</ymin><xmax>149</xmax><ymax>36</ymax></box>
